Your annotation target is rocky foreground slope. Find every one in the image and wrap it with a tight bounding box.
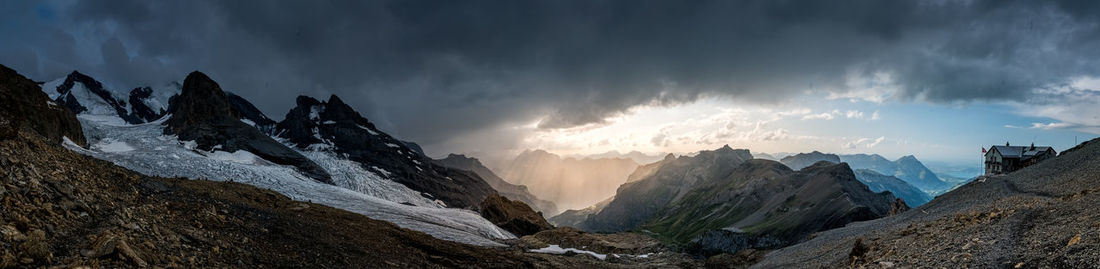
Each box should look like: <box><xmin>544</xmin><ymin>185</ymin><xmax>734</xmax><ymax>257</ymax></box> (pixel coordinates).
<box><xmin>756</xmin><ymin>138</ymin><xmax>1100</xmax><ymax>268</ymax></box>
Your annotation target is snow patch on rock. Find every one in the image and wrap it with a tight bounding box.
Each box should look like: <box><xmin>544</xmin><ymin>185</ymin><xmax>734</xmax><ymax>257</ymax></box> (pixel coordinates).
<box><xmin>529</xmin><ymin>245</ymin><xmax>608</xmax><ymax>260</ymax></box>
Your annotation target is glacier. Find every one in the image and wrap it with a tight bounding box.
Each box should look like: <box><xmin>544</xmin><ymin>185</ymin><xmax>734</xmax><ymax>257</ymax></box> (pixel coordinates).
<box><xmin>65</xmin><ymin>115</ymin><xmax>516</xmax><ymax>246</ymax></box>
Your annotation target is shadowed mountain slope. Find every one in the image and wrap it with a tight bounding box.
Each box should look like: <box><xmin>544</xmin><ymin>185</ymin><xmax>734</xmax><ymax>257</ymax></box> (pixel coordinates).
<box><xmin>275</xmin><ymin>95</ymin><xmax>496</xmax><ymax>209</ymax></box>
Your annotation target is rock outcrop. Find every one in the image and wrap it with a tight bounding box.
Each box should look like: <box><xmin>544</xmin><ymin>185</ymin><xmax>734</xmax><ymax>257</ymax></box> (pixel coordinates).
<box><xmin>164</xmin><ymin>71</ymin><xmax>331</xmax><ymax>183</ymax></box>
<box><xmin>0</xmin><ymin>64</ymin><xmax>85</xmax><ymax>146</ymax></box>
<box><xmin>478</xmin><ymin>194</ymin><xmax>554</xmax><ymax>236</ymax></box>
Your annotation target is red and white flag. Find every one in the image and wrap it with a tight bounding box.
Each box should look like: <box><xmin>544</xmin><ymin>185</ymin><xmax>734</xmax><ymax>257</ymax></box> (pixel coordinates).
<box><xmin>981</xmin><ymin>147</ymin><xmax>987</xmax><ymax>154</ymax></box>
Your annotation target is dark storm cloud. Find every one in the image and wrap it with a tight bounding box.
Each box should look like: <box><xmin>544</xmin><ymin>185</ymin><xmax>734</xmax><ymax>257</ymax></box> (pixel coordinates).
<box><xmin>2</xmin><ymin>0</ymin><xmax>1099</xmax><ymax>154</ymax></box>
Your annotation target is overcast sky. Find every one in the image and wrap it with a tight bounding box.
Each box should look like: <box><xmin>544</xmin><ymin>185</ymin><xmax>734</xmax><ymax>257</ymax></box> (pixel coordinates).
<box><xmin>2</xmin><ymin>0</ymin><xmax>1098</xmax><ymax>166</ymax></box>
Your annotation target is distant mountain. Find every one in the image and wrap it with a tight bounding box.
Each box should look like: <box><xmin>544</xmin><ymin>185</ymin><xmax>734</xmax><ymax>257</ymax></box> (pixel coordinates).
<box><xmin>578</xmin><ymin>146</ymin><xmax>903</xmax><ymax>254</ymax></box>
<box><xmin>579</xmin><ymin>150</ymin><xmax>666</xmax><ymax>164</ymax></box>
<box><xmin>752</xmin><ymin>152</ymin><xmax>778</xmax><ymax>160</ymax></box>
<box><xmin>498</xmin><ymin>150</ymin><xmax>639</xmax><ymax>211</ymax></box>
<box><xmin>840</xmin><ymin>153</ymin><xmax>954</xmax><ymax>199</ymax></box>
<box><xmin>891</xmin><ymin>155</ymin><xmax>953</xmax><ymax>194</ymax></box>
<box><xmin>853</xmin><ymin>169</ymin><xmax>931</xmax><ymax>207</ymax></box>
<box><xmin>779</xmin><ymin>151</ymin><xmax>841</xmax><ymax>170</ymax></box>
<box><xmin>436</xmin><ymin>154</ymin><xmax>559</xmax><ymax>215</ymax></box>
<box><xmin>838</xmin><ymin>154</ymin><xmax>896</xmax><ymax>174</ymax></box>
<box><xmin>275</xmin><ymin>95</ymin><xmax>497</xmax><ymax>209</ymax></box>
<box><xmin>41</xmin><ymin>71</ymin><xmax>179</xmax><ymax>124</ymax></box>
<box><xmin>547</xmin><ymin>197</ymin><xmax>612</xmax><ymax>228</ymax></box>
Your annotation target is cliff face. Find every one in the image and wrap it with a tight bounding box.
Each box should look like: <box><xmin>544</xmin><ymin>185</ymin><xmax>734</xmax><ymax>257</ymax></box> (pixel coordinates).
<box><xmin>0</xmin><ymin>64</ymin><xmax>85</xmax><ymax>146</ymax></box>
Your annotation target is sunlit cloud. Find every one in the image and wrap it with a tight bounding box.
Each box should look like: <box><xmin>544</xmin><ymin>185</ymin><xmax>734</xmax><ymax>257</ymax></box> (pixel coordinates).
<box><xmin>1030</xmin><ymin>122</ymin><xmax>1074</xmax><ymax>130</ymax></box>
<box><xmin>844</xmin><ymin>136</ymin><xmax>886</xmax><ymax>149</ymax></box>
<box><xmin>802</xmin><ymin>113</ymin><xmax>835</xmax><ymax>121</ymax></box>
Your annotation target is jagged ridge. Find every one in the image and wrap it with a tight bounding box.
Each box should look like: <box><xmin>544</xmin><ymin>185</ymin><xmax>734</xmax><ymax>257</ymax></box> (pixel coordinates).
<box><xmin>164</xmin><ymin>71</ymin><xmax>332</xmax><ymax>183</ymax></box>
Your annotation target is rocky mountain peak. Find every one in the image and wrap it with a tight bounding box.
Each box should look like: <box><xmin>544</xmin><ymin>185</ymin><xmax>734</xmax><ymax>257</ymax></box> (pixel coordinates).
<box><xmin>801</xmin><ymin>161</ymin><xmax>858</xmax><ymax>181</ymax></box>
<box><xmin>295</xmin><ymin>95</ymin><xmax>322</xmax><ymax>107</ymax></box>
<box><xmin>164</xmin><ymin>71</ymin><xmax>332</xmax><ymax>184</ymax></box>
<box><xmin>166</xmin><ymin>72</ymin><xmax>238</xmax><ymax>131</ymax></box>
<box><xmin>61</xmin><ymin>70</ymin><xmax>104</xmax><ymax>91</ymax></box>
<box><xmin>277</xmin><ymin>94</ymin><xmax>497</xmax><ymax>209</ymax></box>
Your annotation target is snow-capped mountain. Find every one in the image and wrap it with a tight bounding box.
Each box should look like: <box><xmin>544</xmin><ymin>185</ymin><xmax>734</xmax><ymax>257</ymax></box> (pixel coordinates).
<box><xmin>163</xmin><ymin>72</ymin><xmax>333</xmax><ymax>184</ymax></box>
<box><xmin>275</xmin><ymin>95</ymin><xmax>497</xmax><ymax>209</ymax></box>
<box><xmin>42</xmin><ymin>70</ymin><xmax>519</xmax><ymax>246</ymax></box>
<box><xmin>41</xmin><ymin>71</ymin><xmax>179</xmax><ymax>124</ymax></box>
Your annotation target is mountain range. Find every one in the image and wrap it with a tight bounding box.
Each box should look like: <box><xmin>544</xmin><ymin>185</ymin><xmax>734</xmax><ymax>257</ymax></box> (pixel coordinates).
<box><xmin>25</xmin><ymin>68</ymin><xmax>556</xmax><ymax>246</ymax></box>
<box><xmin>574</xmin><ymin>150</ymin><xmax>667</xmax><ymax>165</ymax></box>
<box><xmin>778</xmin><ymin>151</ymin><xmax>956</xmax><ymax>206</ymax></box>
<box><xmin>0</xmin><ymin>64</ymin><xmax>706</xmax><ymax>268</ymax></box>
<box><xmin>563</xmin><ymin>146</ymin><xmax>906</xmax><ymax>254</ymax></box>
